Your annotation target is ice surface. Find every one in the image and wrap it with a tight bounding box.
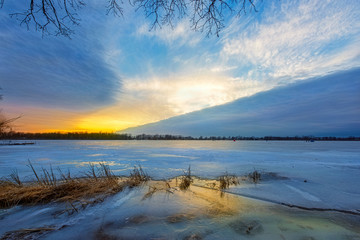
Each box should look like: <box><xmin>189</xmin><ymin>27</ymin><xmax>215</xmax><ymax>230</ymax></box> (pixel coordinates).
<box><xmin>0</xmin><ymin>181</ymin><xmax>359</xmax><ymax>239</ymax></box>
<box><xmin>0</xmin><ymin>140</ymin><xmax>359</xmax><ymax>211</ymax></box>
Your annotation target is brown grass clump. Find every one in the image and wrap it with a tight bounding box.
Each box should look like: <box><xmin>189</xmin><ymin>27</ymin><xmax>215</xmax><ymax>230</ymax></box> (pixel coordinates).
<box><xmin>219</xmin><ymin>172</ymin><xmax>239</xmax><ymax>190</ymax></box>
<box><xmin>248</xmin><ymin>170</ymin><xmax>261</xmax><ymax>183</ymax></box>
<box><xmin>127</xmin><ymin>165</ymin><xmax>150</xmax><ymax>187</ymax></box>
<box><xmin>0</xmin><ymin>163</ymin><xmax>149</xmax><ymax>209</ymax></box>
<box><xmin>179</xmin><ymin>166</ymin><xmax>192</xmax><ymax>190</ymax></box>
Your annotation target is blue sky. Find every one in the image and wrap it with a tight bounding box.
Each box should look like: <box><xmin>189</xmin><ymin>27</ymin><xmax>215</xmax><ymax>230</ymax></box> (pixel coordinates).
<box><xmin>0</xmin><ymin>0</ymin><xmax>359</xmax><ymax>132</ymax></box>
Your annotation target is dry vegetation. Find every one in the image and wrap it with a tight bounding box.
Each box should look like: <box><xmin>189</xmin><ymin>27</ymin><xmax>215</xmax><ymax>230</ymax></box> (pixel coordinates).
<box><xmin>219</xmin><ymin>172</ymin><xmax>239</xmax><ymax>190</ymax></box>
<box><xmin>0</xmin><ymin>162</ymin><xmax>262</xmax><ymax>211</ymax></box>
<box><xmin>0</xmin><ymin>162</ymin><xmax>149</xmax><ymax>209</ymax></box>
<box><xmin>248</xmin><ymin>170</ymin><xmax>261</xmax><ymax>183</ymax></box>
<box><xmin>218</xmin><ymin>170</ymin><xmax>261</xmax><ymax>190</ymax></box>
<box><xmin>179</xmin><ymin>166</ymin><xmax>193</xmax><ymax>190</ymax></box>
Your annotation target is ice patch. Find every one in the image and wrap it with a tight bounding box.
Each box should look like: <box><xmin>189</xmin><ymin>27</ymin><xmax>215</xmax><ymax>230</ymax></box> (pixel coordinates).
<box><xmin>285</xmin><ymin>184</ymin><xmax>321</xmax><ymax>202</ymax></box>
<box><xmin>113</xmin><ymin>190</ymin><xmax>136</xmax><ymax>208</ymax></box>
<box><xmin>87</xmin><ymin>154</ymin><xmax>108</xmax><ymax>157</ymax></box>
<box><xmin>149</xmin><ymin>153</ymin><xmax>198</xmax><ymax>159</ymax></box>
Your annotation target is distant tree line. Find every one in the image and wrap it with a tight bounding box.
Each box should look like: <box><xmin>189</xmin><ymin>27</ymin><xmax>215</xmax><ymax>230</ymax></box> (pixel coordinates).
<box><xmin>0</xmin><ymin>132</ymin><xmax>133</xmax><ymax>140</ymax></box>
<box><xmin>0</xmin><ymin>131</ymin><xmax>359</xmax><ymax>141</ymax></box>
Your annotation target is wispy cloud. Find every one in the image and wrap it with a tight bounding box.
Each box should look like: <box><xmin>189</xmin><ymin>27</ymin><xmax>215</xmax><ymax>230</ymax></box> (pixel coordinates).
<box><xmin>136</xmin><ymin>20</ymin><xmax>202</xmax><ymax>47</ymax></box>
<box><xmin>220</xmin><ymin>0</ymin><xmax>360</xmax><ymax>81</ymax></box>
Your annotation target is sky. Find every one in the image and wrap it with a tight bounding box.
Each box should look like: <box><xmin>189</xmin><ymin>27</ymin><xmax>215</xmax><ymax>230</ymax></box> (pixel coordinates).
<box><xmin>122</xmin><ymin>68</ymin><xmax>360</xmax><ymax>137</ymax></box>
<box><xmin>0</xmin><ymin>0</ymin><xmax>359</xmax><ymax>133</ymax></box>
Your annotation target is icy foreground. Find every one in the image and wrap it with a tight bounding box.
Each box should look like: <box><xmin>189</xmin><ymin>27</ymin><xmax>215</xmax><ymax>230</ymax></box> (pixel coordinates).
<box><xmin>0</xmin><ymin>140</ymin><xmax>359</xmax><ymax>239</ymax></box>
<box><xmin>1</xmin><ymin>179</ymin><xmax>360</xmax><ymax>240</ymax></box>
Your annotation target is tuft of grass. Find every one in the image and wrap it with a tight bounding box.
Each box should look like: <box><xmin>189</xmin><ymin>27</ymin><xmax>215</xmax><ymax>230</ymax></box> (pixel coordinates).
<box><xmin>99</xmin><ymin>162</ymin><xmax>114</xmax><ymax>179</ymax></box>
<box><xmin>128</xmin><ymin>165</ymin><xmax>150</xmax><ymax>187</ymax></box>
<box><xmin>179</xmin><ymin>165</ymin><xmax>192</xmax><ymax>190</ymax></box>
<box><xmin>86</xmin><ymin>163</ymin><xmax>98</xmax><ymax>181</ymax></box>
<box><xmin>219</xmin><ymin>172</ymin><xmax>239</xmax><ymax>190</ymax></box>
<box><xmin>9</xmin><ymin>170</ymin><xmax>22</xmax><ymax>186</ymax></box>
<box><xmin>57</xmin><ymin>167</ymin><xmax>72</xmax><ymax>182</ymax></box>
<box><xmin>248</xmin><ymin>170</ymin><xmax>261</xmax><ymax>183</ymax></box>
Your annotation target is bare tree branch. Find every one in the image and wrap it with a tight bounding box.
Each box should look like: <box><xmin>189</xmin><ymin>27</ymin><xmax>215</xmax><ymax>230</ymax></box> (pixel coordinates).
<box><xmin>132</xmin><ymin>0</ymin><xmax>256</xmax><ymax>36</ymax></box>
<box><xmin>7</xmin><ymin>0</ymin><xmax>85</xmax><ymax>38</ymax></box>
<box><xmin>1</xmin><ymin>0</ymin><xmax>257</xmax><ymax>37</ymax></box>
<box><xmin>107</xmin><ymin>0</ymin><xmax>124</xmax><ymax>16</ymax></box>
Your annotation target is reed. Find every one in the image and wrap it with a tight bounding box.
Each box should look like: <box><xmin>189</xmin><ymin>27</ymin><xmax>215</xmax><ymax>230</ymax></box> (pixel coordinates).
<box><xmin>0</xmin><ymin>163</ymin><xmax>148</xmax><ymax>209</ymax></box>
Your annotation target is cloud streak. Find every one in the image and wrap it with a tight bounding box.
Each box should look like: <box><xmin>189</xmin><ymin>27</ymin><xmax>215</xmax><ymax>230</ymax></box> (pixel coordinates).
<box><xmin>0</xmin><ymin>1</ymin><xmax>121</xmax><ymax>111</ymax></box>
<box><xmin>136</xmin><ymin>20</ymin><xmax>203</xmax><ymax>47</ymax></box>
<box><xmin>220</xmin><ymin>0</ymin><xmax>360</xmax><ymax>82</ymax></box>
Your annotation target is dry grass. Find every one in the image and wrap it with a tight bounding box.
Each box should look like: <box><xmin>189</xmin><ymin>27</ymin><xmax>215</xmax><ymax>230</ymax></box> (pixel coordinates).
<box><xmin>219</xmin><ymin>172</ymin><xmax>239</xmax><ymax>190</ymax></box>
<box><xmin>128</xmin><ymin>165</ymin><xmax>150</xmax><ymax>187</ymax></box>
<box><xmin>0</xmin><ymin>163</ymin><xmax>148</xmax><ymax>209</ymax></box>
<box><xmin>248</xmin><ymin>170</ymin><xmax>261</xmax><ymax>183</ymax></box>
<box><xmin>179</xmin><ymin>166</ymin><xmax>192</xmax><ymax>190</ymax></box>
<box><xmin>0</xmin><ymin>162</ymin><xmax>261</xmax><ymax>211</ymax></box>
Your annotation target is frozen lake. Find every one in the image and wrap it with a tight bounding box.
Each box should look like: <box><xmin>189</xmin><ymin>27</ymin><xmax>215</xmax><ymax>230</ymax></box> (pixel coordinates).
<box><xmin>1</xmin><ymin>140</ymin><xmax>360</xmax><ymax>210</ymax></box>
<box><xmin>1</xmin><ymin>140</ymin><xmax>360</xmax><ymax>239</ymax></box>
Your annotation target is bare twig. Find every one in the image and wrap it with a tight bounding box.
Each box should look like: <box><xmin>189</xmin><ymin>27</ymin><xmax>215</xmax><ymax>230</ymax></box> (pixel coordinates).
<box><xmin>0</xmin><ymin>0</ymin><xmax>258</xmax><ymax>37</ymax></box>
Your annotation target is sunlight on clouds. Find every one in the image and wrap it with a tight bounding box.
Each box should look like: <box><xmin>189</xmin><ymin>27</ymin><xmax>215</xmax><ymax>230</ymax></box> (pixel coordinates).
<box><xmin>123</xmin><ymin>74</ymin><xmax>270</xmax><ymax>115</ymax></box>
<box><xmin>221</xmin><ymin>0</ymin><xmax>360</xmax><ymax>81</ymax></box>
<box><xmin>210</xmin><ymin>65</ymin><xmax>238</xmax><ymax>73</ymax></box>
<box><xmin>72</xmin><ymin>73</ymin><xmax>271</xmax><ymax>132</ymax></box>
<box><xmin>76</xmin><ymin>116</ymin><xmax>135</xmax><ymax>132</ymax></box>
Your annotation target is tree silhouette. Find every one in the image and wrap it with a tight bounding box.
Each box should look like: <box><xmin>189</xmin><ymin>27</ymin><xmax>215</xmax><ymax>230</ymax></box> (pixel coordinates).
<box><xmin>0</xmin><ymin>90</ymin><xmax>19</xmax><ymax>136</ymax></box>
<box><xmin>0</xmin><ymin>0</ymin><xmax>257</xmax><ymax>37</ymax></box>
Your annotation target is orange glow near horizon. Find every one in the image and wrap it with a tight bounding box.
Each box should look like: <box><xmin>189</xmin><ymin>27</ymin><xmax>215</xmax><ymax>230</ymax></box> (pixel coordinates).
<box><xmin>4</xmin><ymin>103</ymin><xmax>166</xmax><ymax>133</ymax></box>
<box><xmin>11</xmin><ymin>114</ymin><xmax>141</xmax><ymax>133</ymax></box>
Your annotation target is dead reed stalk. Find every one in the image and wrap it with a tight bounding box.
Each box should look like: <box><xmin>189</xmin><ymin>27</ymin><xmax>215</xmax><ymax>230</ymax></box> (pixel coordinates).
<box><xmin>179</xmin><ymin>165</ymin><xmax>192</xmax><ymax>190</ymax></box>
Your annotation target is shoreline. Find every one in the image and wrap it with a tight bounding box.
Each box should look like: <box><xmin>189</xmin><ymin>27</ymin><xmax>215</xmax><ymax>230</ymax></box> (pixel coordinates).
<box><xmin>1</xmin><ymin>177</ymin><xmax>359</xmax><ymax>240</ymax></box>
